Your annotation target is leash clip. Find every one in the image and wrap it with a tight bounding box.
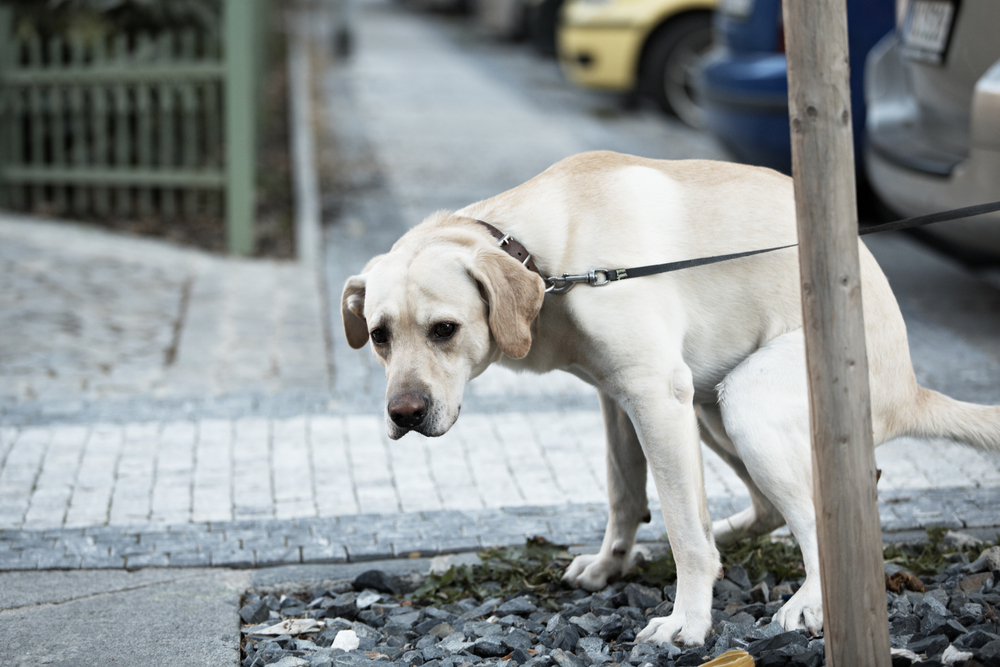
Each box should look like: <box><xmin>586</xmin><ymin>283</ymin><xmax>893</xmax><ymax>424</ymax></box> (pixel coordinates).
<box><xmin>545</xmin><ymin>269</ymin><xmax>610</xmax><ymax>295</ymax></box>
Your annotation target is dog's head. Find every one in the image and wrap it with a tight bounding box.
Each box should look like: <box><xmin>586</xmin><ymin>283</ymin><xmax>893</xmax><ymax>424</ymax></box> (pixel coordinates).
<box><xmin>341</xmin><ymin>215</ymin><xmax>546</xmax><ymax>439</ymax></box>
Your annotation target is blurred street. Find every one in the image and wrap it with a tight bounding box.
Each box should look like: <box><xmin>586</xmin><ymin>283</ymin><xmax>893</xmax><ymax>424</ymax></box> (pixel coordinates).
<box><xmin>1</xmin><ymin>0</ymin><xmax>999</xmax><ymax>561</ymax></box>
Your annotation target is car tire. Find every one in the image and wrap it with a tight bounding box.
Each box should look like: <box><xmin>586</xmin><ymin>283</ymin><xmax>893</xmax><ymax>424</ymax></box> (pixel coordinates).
<box><xmin>642</xmin><ymin>13</ymin><xmax>713</xmax><ymax>128</ymax></box>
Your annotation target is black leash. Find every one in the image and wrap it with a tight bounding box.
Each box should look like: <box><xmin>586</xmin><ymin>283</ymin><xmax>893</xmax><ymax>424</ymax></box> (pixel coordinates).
<box><xmin>544</xmin><ymin>199</ymin><xmax>1000</xmax><ymax>295</ymax></box>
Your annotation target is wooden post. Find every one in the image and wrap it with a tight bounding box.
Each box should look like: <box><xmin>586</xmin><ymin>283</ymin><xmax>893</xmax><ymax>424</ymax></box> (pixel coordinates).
<box><xmin>781</xmin><ymin>1</ymin><xmax>891</xmax><ymax>666</ymax></box>
<box><xmin>224</xmin><ymin>0</ymin><xmax>257</xmax><ymax>255</ymax></box>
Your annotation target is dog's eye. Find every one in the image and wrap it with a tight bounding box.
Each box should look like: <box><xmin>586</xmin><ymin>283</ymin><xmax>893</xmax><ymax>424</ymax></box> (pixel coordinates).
<box><xmin>432</xmin><ymin>322</ymin><xmax>457</xmax><ymax>340</ymax></box>
<box><xmin>370</xmin><ymin>327</ymin><xmax>389</xmax><ymax>345</ymax></box>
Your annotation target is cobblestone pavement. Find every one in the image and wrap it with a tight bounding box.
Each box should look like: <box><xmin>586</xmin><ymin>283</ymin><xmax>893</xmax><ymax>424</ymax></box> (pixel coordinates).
<box><xmin>1</xmin><ymin>0</ymin><xmax>999</xmax><ymax>572</ymax></box>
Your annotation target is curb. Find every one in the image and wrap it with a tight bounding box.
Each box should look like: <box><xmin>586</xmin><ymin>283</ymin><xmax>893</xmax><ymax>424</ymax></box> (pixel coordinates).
<box><xmin>2</xmin><ymin>489</ymin><xmax>998</xmax><ymax>572</ymax></box>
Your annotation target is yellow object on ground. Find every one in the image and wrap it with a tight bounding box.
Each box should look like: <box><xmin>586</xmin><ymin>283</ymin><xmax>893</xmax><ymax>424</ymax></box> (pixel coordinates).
<box><xmin>701</xmin><ymin>649</ymin><xmax>755</xmax><ymax>667</ymax></box>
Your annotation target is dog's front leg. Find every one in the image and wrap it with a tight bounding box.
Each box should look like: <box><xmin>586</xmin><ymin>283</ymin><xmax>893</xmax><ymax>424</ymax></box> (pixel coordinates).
<box><xmin>563</xmin><ymin>391</ymin><xmax>650</xmax><ymax>590</ymax></box>
<box><xmin>626</xmin><ymin>367</ymin><xmax>720</xmax><ymax>647</ymax></box>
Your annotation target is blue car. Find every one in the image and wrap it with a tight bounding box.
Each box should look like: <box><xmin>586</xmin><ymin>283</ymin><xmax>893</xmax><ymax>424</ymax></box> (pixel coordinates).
<box><xmin>697</xmin><ymin>0</ymin><xmax>895</xmax><ymax>175</ymax></box>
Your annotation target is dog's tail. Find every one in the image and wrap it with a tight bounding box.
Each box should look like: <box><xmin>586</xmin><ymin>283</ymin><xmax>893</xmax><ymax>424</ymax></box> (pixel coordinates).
<box><xmin>906</xmin><ymin>386</ymin><xmax>1000</xmax><ymax>452</ymax></box>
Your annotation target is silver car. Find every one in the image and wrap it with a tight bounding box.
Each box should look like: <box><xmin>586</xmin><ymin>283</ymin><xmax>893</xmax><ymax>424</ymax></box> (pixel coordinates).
<box><xmin>864</xmin><ymin>0</ymin><xmax>1000</xmax><ymax>262</ymax></box>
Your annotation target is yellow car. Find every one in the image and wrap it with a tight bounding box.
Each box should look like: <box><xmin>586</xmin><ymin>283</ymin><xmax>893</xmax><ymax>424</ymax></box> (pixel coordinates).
<box><xmin>558</xmin><ymin>0</ymin><xmax>717</xmax><ymax>127</ymax></box>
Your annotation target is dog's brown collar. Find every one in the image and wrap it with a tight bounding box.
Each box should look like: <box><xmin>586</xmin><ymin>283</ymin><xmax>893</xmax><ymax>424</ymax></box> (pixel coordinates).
<box><xmin>475</xmin><ymin>220</ymin><xmax>542</xmax><ymax>277</ymax></box>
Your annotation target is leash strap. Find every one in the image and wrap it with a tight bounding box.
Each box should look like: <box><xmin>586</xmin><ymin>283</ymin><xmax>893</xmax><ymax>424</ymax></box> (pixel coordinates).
<box><xmin>604</xmin><ymin>244</ymin><xmax>798</xmax><ymax>283</ymax></box>
<box><xmin>605</xmin><ymin>199</ymin><xmax>1000</xmax><ymax>284</ymax></box>
<box><xmin>543</xmin><ymin>198</ymin><xmax>1000</xmax><ymax>294</ymax></box>
<box><xmin>857</xmin><ymin>199</ymin><xmax>1000</xmax><ymax>236</ymax></box>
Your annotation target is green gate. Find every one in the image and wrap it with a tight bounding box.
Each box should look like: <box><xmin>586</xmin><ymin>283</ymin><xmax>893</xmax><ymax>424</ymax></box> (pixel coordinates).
<box><xmin>0</xmin><ymin>0</ymin><xmax>269</xmax><ymax>255</ymax></box>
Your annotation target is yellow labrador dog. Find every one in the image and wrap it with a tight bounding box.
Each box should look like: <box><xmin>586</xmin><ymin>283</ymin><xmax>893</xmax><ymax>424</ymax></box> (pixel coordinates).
<box><xmin>341</xmin><ymin>151</ymin><xmax>1000</xmax><ymax>646</ymax></box>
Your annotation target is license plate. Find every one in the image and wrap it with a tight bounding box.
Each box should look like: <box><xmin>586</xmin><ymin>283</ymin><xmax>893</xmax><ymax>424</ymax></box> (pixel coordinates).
<box><xmin>901</xmin><ymin>0</ymin><xmax>956</xmax><ymax>64</ymax></box>
<box><xmin>719</xmin><ymin>0</ymin><xmax>753</xmax><ymax>20</ymax></box>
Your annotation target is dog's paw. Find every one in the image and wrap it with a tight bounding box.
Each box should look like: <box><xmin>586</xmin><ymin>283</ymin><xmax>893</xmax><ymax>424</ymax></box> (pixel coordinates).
<box><xmin>562</xmin><ymin>553</ymin><xmax>625</xmax><ymax>591</ymax></box>
<box><xmin>636</xmin><ymin>612</ymin><xmax>711</xmax><ymax>647</ymax></box>
<box><xmin>773</xmin><ymin>588</ymin><xmax>823</xmax><ymax>636</ymax></box>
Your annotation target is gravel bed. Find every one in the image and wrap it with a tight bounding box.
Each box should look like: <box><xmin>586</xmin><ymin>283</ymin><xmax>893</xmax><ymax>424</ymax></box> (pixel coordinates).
<box><xmin>240</xmin><ymin>548</ymin><xmax>1000</xmax><ymax>667</ymax></box>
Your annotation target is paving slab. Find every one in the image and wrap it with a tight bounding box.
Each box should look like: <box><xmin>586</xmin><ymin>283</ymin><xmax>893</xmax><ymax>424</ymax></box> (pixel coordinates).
<box><xmin>0</xmin><ymin>568</ymin><xmax>250</xmax><ymax>667</ymax></box>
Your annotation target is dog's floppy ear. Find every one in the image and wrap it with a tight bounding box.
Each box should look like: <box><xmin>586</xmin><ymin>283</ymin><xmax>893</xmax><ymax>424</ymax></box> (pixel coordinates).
<box><xmin>341</xmin><ymin>274</ymin><xmax>370</xmax><ymax>349</ymax></box>
<box><xmin>341</xmin><ymin>255</ymin><xmax>386</xmax><ymax>349</ymax></box>
<box><xmin>468</xmin><ymin>249</ymin><xmax>545</xmax><ymax>359</ymax></box>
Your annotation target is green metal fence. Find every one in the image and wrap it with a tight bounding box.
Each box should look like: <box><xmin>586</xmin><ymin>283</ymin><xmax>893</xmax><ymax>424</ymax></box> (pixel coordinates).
<box><xmin>0</xmin><ymin>0</ymin><xmax>269</xmax><ymax>255</ymax></box>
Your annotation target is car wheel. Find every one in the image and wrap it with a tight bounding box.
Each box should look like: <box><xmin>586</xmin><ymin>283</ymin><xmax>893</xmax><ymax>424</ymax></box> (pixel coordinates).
<box><xmin>642</xmin><ymin>13</ymin><xmax>713</xmax><ymax>128</ymax></box>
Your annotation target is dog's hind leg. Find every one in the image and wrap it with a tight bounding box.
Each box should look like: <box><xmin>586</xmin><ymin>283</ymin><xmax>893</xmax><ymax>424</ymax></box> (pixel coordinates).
<box><xmin>717</xmin><ymin>330</ymin><xmax>824</xmax><ymax>635</ymax></box>
<box><xmin>698</xmin><ymin>405</ymin><xmax>786</xmax><ymax>546</ymax></box>
<box><xmin>563</xmin><ymin>391</ymin><xmax>651</xmax><ymax>591</ymax></box>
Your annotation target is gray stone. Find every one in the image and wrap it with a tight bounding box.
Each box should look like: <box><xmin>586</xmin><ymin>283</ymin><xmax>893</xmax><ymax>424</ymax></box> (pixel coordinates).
<box><xmin>954</xmin><ymin>630</ymin><xmax>999</xmax><ymax>649</ymax></box>
<box><xmin>466</xmin><ymin>621</ymin><xmax>504</xmax><ymax>638</ymax></box>
<box><xmin>628</xmin><ymin>643</ymin><xmax>657</xmax><ymax>665</ymax></box>
<box><xmin>743</xmin><ymin>621</ymin><xmax>785</xmax><ymax>642</ymax></box>
<box><xmin>649</xmin><ymin>600</ymin><xmax>673</xmax><ymax>618</ymax></box>
<box><xmin>548</xmin><ymin>625</ymin><xmax>581</xmax><ymax>652</ymax></box>
<box><xmin>926</xmin><ymin>588</ymin><xmax>949</xmax><ymax>608</ymax></box>
<box><xmin>352</xmin><ymin>570</ymin><xmax>402</xmax><ymax>595</ymax></box>
<box><xmin>907</xmin><ymin>633</ymin><xmax>949</xmax><ymax>657</ymax></box>
<box><xmin>545</xmin><ymin>613</ymin><xmax>565</xmax><ymax>633</ymax></box>
<box><xmin>462</xmin><ymin>597</ymin><xmax>502</xmax><ymax>620</ymax></box>
<box><xmin>350</xmin><ymin>621</ymin><xmax>382</xmax><ymax>640</ymax></box>
<box><xmin>891</xmin><ymin>594</ymin><xmax>914</xmax><ymax>616</ymax></box>
<box><xmin>576</xmin><ymin>636</ymin><xmax>609</xmax><ymax>663</ymax></box>
<box><xmin>891</xmin><ymin>615</ymin><xmax>920</xmax><ymax>636</ymax></box>
<box><xmin>747</xmin><ymin>631</ymin><xmax>808</xmax><ymax>657</ymax></box>
<box><xmin>623</xmin><ymin>583</ymin><xmax>662</xmax><ymax>610</ymax></box>
<box><xmin>770</xmin><ymin>584</ymin><xmax>794</xmax><ymax>602</ymax></box>
<box><xmin>439</xmin><ymin>631</ymin><xmax>474</xmax><ymax>653</ymax></box>
<box><xmin>569</xmin><ymin>613</ymin><xmax>604</xmax><ymax>635</ymax></box>
<box><xmin>750</xmin><ymin>582</ymin><xmax>769</xmax><ymax>605</ymax></box>
<box><xmin>403</xmin><ymin>649</ymin><xmax>425</xmax><ymax>665</ymax></box>
<box><xmin>964</xmin><ymin>546</ymin><xmax>1000</xmax><ymax>574</ymax></box>
<box><xmin>375</xmin><ymin>645</ymin><xmax>405</xmax><ymax>659</ymax></box>
<box><xmin>523</xmin><ymin>656</ymin><xmax>554</xmax><ymax>667</ymax></box>
<box><xmin>430</xmin><ymin>623</ymin><xmax>456</xmax><ymax>638</ymax></box>
<box><xmin>390</xmin><ymin>610</ymin><xmax>421</xmax><ymax>628</ymax></box>
<box><xmin>713</xmin><ymin>578</ymin><xmax>747</xmax><ymax>605</ymax></box>
<box><xmin>597</xmin><ymin>615</ymin><xmax>626</xmax><ymax>641</ymax></box>
<box><xmin>473</xmin><ymin>636</ymin><xmax>508</xmax><ymax>658</ymax></box>
<box><xmin>241</xmin><ymin>599</ymin><xmax>271</xmax><ymax>624</ymax></box>
<box><xmin>423</xmin><ymin>645</ymin><xmax>450</xmax><ymax>661</ymax></box>
<box><xmin>725</xmin><ymin>565</ymin><xmax>751</xmax><ymax>590</ymax></box>
<box><xmin>717</xmin><ymin>615</ymin><xmax>755</xmax><ymax>644</ymax></box>
<box><xmin>958</xmin><ymin>572</ymin><xmax>994</xmax><ymax>594</ymax></box>
<box><xmin>502</xmin><ymin>629</ymin><xmax>533</xmax><ymax>651</ymax></box>
<box><xmin>917</xmin><ymin>596</ymin><xmax>951</xmax><ymax>619</ymax></box>
<box><xmin>550</xmin><ymin>649</ymin><xmax>587</xmax><ymax>667</ymax></box>
<box><xmin>271</xmin><ymin>657</ymin><xmax>310</xmax><ymax>667</ymax></box>
<box><xmin>326</xmin><ymin>592</ymin><xmax>358</xmax><ymax>620</ymax></box>
<box><xmin>510</xmin><ymin>647</ymin><xmax>532</xmax><ymax>664</ymax></box>
<box><xmin>497</xmin><ymin>597</ymin><xmax>537</xmax><ymax>616</ymax></box>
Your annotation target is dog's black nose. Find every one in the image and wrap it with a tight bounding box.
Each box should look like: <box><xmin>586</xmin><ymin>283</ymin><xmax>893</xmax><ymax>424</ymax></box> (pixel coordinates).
<box><xmin>388</xmin><ymin>393</ymin><xmax>429</xmax><ymax>429</ymax></box>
